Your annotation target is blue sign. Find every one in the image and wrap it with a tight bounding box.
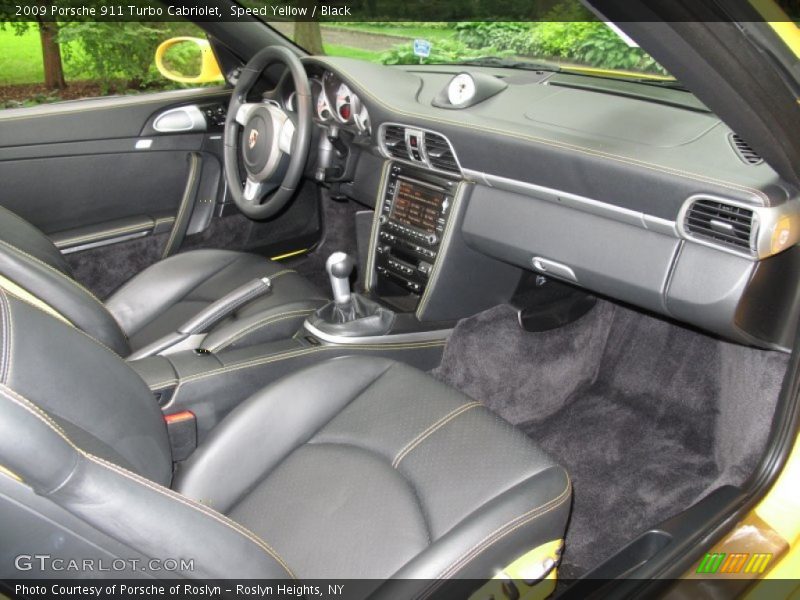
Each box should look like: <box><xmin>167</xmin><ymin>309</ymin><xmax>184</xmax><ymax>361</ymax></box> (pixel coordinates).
<box><xmin>413</xmin><ymin>39</ymin><xmax>432</xmax><ymax>58</ymax></box>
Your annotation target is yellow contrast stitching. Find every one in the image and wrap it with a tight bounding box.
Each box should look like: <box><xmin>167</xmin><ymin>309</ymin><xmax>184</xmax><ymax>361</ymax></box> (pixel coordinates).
<box><xmin>163</xmin><ymin>154</ymin><xmax>200</xmax><ymax>258</ymax></box>
<box><xmin>0</xmin><ymin>87</ymin><xmax>227</xmax><ymax>121</ymax></box>
<box><xmin>0</xmin><ymin>292</ymin><xmax>12</xmax><ymax>384</ymax></box>
<box><xmin>416</xmin><ymin>183</ymin><xmax>465</xmax><ymax>319</ymax></box>
<box><xmin>364</xmin><ymin>160</ymin><xmax>391</xmax><ymax>292</ymax></box>
<box><xmin>0</xmin><ymin>384</ymin><xmax>297</xmax><ymax>579</ymax></box>
<box><xmin>309</xmin><ymin>58</ymin><xmax>770</xmax><ymax>203</ymax></box>
<box><xmin>418</xmin><ymin>479</ymin><xmax>572</xmax><ymax>596</ymax></box>
<box><xmin>207</xmin><ymin>309</ymin><xmax>315</xmax><ymax>352</ymax></box>
<box><xmin>160</xmin><ymin>341</ymin><xmax>446</xmax><ymax>398</ymax></box>
<box><xmin>392</xmin><ymin>401</ymin><xmax>481</xmax><ymax>468</ymax></box>
<box><xmin>91</xmin><ymin>455</ymin><xmax>297</xmax><ymax>579</ymax></box>
<box><xmin>1</xmin><ymin>289</ymin><xmax>121</xmax><ymax>358</ymax></box>
<box><xmin>0</xmin><ymin>239</ymin><xmax>106</xmax><ymax>307</ymax></box>
<box><xmin>266</xmin><ymin>269</ymin><xmax>296</xmax><ymax>279</ymax></box>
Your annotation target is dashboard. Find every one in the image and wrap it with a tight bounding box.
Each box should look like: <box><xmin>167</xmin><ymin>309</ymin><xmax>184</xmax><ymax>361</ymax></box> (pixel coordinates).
<box><xmin>286</xmin><ymin>56</ymin><xmax>800</xmax><ymax>351</ymax></box>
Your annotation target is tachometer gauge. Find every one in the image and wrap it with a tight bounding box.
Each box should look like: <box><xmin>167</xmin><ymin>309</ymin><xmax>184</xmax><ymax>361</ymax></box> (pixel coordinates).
<box><xmin>447</xmin><ymin>73</ymin><xmax>476</xmax><ymax>105</ymax></box>
<box><xmin>335</xmin><ymin>83</ymin><xmax>355</xmax><ymax>123</ymax></box>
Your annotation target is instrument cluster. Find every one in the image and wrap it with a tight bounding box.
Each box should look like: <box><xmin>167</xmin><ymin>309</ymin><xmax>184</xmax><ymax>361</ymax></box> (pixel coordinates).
<box><xmin>315</xmin><ymin>70</ymin><xmax>371</xmax><ymax>134</ymax></box>
<box><xmin>284</xmin><ymin>69</ymin><xmax>370</xmax><ymax>135</ymax></box>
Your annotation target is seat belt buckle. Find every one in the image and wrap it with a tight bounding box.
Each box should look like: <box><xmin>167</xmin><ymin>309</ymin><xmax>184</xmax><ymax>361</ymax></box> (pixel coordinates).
<box><xmin>164</xmin><ymin>410</ymin><xmax>197</xmax><ymax>462</ymax></box>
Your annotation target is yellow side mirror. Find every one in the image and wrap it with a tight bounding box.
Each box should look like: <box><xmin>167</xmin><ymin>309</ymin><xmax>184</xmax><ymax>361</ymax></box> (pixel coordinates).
<box><xmin>155</xmin><ymin>37</ymin><xmax>223</xmax><ymax>84</ymax></box>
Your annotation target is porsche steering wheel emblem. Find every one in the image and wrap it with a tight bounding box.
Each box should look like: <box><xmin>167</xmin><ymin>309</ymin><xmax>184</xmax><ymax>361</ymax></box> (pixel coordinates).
<box><xmin>248</xmin><ymin>128</ymin><xmax>259</xmax><ymax>149</ymax></box>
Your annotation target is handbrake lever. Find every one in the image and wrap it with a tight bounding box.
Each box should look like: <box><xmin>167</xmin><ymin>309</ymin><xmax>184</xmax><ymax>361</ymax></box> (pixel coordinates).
<box><xmin>127</xmin><ymin>277</ymin><xmax>272</xmax><ymax>362</ymax></box>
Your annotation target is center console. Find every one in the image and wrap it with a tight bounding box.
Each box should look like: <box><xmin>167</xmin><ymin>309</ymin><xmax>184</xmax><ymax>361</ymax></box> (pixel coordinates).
<box><xmin>373</xmin><ymin>163</ymin><xmax>459</xmax><ymax>301</ymax></box>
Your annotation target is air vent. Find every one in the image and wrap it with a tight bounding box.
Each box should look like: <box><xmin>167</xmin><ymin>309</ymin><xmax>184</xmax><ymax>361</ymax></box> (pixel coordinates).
<box><xmin>685</xmin><ymin>198</ymin><xmax>754</xmax><ymax>251</ymax></box>
<box><xmin>424</xmin><ymin>132</ymin><xmax>460</xmax><ymax>173</ymax></box>
<box><xmin>729</xmin><ymin>133</ymin><xmax>763</xmax><ymax>165</ymax></box>
<box><xmin>383</xmin><ymin>125</ymin><xmax>408</xmax><ymax>160</ymax></box>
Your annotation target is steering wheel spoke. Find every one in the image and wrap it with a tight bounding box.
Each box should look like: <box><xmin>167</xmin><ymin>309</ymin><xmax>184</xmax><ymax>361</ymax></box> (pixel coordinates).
<box><xmin>235</xmin><ymin>102</ymin><xmax>262</xmax><ymax>127</ymax></box>
<box><xmin>278</xmin><ymin>116</ymin><xmax>296</xmax><ymax>155</ymax></box>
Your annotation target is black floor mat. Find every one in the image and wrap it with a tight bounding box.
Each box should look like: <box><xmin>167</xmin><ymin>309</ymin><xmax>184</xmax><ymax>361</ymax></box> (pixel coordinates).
<box><xmin>288</xmin><ymin>197</ymin><xmax>362</xmax><ymax>295</ymax></box>
<box><xmin>432</xmin><ymin>301</ymin><xmax>787</xmax><ymax>575</ymax></box>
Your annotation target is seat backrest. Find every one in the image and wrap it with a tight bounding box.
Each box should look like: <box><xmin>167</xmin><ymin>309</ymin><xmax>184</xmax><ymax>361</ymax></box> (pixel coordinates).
<box><xmin>0</xmin><ymin>205</ymin><xmax>130</xmax><ymax>355</ymax></box>
<box><xmin>0</xmin><ymin>291</ymin><xmax>290</xmax><ymax>578</ymax></box>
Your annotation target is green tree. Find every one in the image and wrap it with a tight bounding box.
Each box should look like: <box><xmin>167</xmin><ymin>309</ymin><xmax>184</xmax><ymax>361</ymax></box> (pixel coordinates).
<box><xmin>0</xmin><ymin>0</ymin><xmax>65</xmax><ymax>89</ymax></box>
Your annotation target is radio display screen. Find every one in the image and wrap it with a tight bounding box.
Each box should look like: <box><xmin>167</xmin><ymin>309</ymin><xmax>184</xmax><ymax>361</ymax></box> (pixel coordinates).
<box><xmin>390</xmin><ymin>178</ymin><xmax>445</xmax><ymax>233</ymax></box>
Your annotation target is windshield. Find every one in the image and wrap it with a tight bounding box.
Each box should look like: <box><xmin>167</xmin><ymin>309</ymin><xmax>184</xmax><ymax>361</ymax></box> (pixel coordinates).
<box><xmin>266</xmin><ymin>9</ymin><xmax>675</xmax><ymax>82</ymax></box>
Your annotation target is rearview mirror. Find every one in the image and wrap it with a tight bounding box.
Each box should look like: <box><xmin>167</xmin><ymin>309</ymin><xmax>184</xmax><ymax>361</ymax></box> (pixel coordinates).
<box><xmin>155</xmin><ymin>37</ymin><xmax>223</xmax><ymax>84</ymax></box>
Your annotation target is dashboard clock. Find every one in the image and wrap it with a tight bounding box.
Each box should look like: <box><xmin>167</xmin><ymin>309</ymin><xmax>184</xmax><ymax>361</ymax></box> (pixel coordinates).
<box><xmin>433</xmin><ymin>71</ymin><xmax>508</xmax><ymax>109</ymax></box>
<box><xmin>447</xmin><ymin>73</ymin><xmax>476</xmax><ymax>105</ymax></box>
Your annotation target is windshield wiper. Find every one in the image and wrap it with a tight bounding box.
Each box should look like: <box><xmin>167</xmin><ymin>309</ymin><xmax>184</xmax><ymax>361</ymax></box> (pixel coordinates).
<box><xmin>454</xmin><ymin>57</ymin><xmax>561</xmax><ymax>72</ymax></box>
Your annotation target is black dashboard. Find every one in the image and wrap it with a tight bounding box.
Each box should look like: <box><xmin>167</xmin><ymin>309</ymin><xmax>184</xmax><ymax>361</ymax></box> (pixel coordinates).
<box><xmin>290</xmin><ymin>56</ymin><xmax>800</xmax><ymax>350</ymax></box>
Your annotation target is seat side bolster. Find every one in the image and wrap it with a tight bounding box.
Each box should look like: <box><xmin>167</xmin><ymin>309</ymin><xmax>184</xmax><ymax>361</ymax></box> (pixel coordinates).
<box><xmin>54</xmin><ymin>455</ymin><xmax>296</xmax><ymax>579</ymax></box>
<box><xmin>105</xmin><ymin>249</ymin><xmax>246</xmax><ymax>336</ymax></box>
<box><xmin>0</xmin><ymin>241</ymin><xmax>129</xmax><ymax>356</ymax></box>
<box><xmin>381</xmin><ymin>466</ymin><xmax>571</xmax><ymax>584</ymax></box>
<box><xmin>172</xmin><ymin>356</ymin><xmax>397</xmax><ymax>512</ymax></box>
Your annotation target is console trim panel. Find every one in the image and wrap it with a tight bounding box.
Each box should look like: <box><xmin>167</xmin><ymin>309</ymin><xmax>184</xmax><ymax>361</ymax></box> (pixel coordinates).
<box><xmin>303</xmin><ymin>320</ymin><xmax>452</xmax><ymax>345</ymax></box>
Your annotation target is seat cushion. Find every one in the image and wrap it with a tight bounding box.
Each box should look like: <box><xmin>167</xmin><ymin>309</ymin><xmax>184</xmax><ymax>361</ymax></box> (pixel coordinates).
<box><xmin>173</xmin><ymin>356</ymin><xmax>571</xmax><ymax>586</ymax></box>
<box><xmin>105</xmin><ymin>249</ymin><xmax>328</xmax><ymax>352</ymax></box>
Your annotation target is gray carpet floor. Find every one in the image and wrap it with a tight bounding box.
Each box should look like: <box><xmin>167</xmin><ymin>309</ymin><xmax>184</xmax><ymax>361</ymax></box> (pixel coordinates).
<box><xmin>288</xmin><ymin>197</ymin><xmax>362</xmax><ymax>295</ymax></box>
<box><xmin>432</xmin><ymin>300</ymin><xmax>788</xmax><ymax>576</ymax></box>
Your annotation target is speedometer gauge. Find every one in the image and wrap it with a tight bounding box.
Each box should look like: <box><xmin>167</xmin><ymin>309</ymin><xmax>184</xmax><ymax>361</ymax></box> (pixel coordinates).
<box><xmin>335</xmin><ymin>83</ymin><xmax>356</xmax><ymax>123</ymax></box>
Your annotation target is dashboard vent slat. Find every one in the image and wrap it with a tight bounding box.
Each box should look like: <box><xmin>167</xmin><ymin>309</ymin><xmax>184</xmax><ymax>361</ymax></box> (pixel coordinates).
<box><xmin>729</xmin><ymin>133</ymin><xmax>763</xmax><ymax>165</ymax></box>
<box><xmin>383</xmin><ymin>125</ymin><xmax>408</xmax><ymax>160</ymax></box>
<box><xmin>424</xmin><ymin>132</ymin><xmax>460</xmax><ymax>173</ymax></box>
<box><xmin>685</xmin><ymin>198</ymin><xmax>754</xmax><ymax>251</ymax></box>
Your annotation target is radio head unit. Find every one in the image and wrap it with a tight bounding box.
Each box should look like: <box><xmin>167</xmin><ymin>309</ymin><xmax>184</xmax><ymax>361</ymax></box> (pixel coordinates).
<box><xmin>372</xmin><ymin>163</ymin><xmax>459</xmax><ymax>303</ymax></box>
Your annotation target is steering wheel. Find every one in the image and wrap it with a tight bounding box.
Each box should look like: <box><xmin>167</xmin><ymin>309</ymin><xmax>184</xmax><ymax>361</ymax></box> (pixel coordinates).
<box><xmin>224</xmin><ymin>46</ymin><xmax>312</xmax><ymax>220</ymax></box>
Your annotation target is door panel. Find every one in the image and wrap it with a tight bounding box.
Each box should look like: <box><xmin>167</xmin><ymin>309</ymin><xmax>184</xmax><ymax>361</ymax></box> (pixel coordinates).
<box><xmin>0</xmin><ymin>86</ymin><xmax>323</xmax><ymax>298</ymax></box>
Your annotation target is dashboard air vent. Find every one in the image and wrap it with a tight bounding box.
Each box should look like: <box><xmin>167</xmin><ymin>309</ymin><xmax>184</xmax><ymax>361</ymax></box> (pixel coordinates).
<box><xmin>424</xmin><ymin>132</ymin><xmax>460</xmax><ymax>173</ymax></box>
<box><xmin>685</xmin><ymin>198</ymin><xmax>754</xmax><ymax>251</ymax></box>
<box><xmin>383</xmin><ymin>125</ymin><xmax>408</xmax><ymax>160</ymax></box>
<box><xmin>729</xmin><ymin>133</ymin><xmax>763</xmax><ymax>165</ymax></box>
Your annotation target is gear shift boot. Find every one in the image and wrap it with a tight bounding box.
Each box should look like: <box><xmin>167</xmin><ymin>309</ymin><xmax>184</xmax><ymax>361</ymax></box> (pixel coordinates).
<box><xmin>309</xmin><ymin>251</ymin><xmax>395</xmax><ymax>338</ymax></box>
<box><xmin>309</xmin><ymin>295</ymin><xmax>395</xmax><ymax>337</ymax></box>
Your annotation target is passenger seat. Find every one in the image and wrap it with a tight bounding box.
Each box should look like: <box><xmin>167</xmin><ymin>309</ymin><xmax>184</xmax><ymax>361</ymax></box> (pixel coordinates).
<box><xmin>0</xmin><ymin>289</ymin><xmax>571</xmax><ymax>594</ymax></box>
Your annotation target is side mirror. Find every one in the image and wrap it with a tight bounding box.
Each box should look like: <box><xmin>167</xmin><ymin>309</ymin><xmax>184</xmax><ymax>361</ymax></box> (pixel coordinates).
<box><xmin>155</xmin><ymin>37</ymin><xmax>223</xmax><ymax>84</ymax></box>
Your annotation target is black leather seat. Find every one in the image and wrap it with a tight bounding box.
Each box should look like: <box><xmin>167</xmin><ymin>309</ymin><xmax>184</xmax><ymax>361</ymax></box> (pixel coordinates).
<box><xmin>0</xmin><ymin>205</ymin><xmax>326</xmax><ymax>356</ymax></box>
<box><xmin>0</xmin><ymin>291</ymin><xmax>571</xmax><ymax>592</ymax></box>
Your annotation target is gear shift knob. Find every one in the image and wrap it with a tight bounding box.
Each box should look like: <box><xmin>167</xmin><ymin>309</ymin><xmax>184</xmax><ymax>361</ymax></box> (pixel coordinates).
<box><xmin>326</xmin><ymin>252</ymin><xmax>354</xmax><ymax>306</ymax></box>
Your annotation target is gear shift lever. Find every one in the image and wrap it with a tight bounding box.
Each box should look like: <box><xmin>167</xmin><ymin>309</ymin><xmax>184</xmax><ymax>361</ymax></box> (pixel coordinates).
<box><xmin>310</xmin><ymin>251</ymin><xmax>394</xmax><ymax>335</ymax></box>
<box><xmin>326</xmin><ymin>252</ymin><xmax>354</xmax><ymax>306</ymax></box>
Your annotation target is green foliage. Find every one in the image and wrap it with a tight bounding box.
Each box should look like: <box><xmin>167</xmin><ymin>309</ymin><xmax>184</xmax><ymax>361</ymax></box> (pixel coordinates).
<box><xmin>451</xmin><ymin>16</ymin><xmax>668</xmax><ymax>76</ymax></box>
<box><xmin>379</xmin><ymin>38</ymin><xmax>504</xmax><ymax>66</ymax></box>
<box><xmin>57</xmin><ymin>22</ymin><xmax>165</xmax><ymax>93</ymax></box>
<box><xmin>160</xmin><ymin>40</ymin><xmax>202</xmax><ymax>78</ymax></box>
<box><xmin>456</xmin><ymin>22</ymin><xmax>536</xmax><ymax>55</ymax></box>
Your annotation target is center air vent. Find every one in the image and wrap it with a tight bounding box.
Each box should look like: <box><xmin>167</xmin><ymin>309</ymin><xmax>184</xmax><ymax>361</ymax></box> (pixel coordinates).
<box><xmin>685</xmin><ymin>197</ymin><xmax>755</xmax><ymax>252</ymax></box>
<box><xmin>729</xmin><ymin>133</ymin><xmax>763</xmax><ymax>165</ymax></box>
<box><xmin>382</xmin><ymin>125</ymin><xmax>408</xmax><ymax>160</ymax></box>
<box><xmin>380</xmin><ymin>123</ymin><xmax>462</xmax><ymax>174</ymax></box>
<box><xmin>424</xmin><ymin>132</ymin><xmax>460</xmax><ymax>173</ymax></box>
